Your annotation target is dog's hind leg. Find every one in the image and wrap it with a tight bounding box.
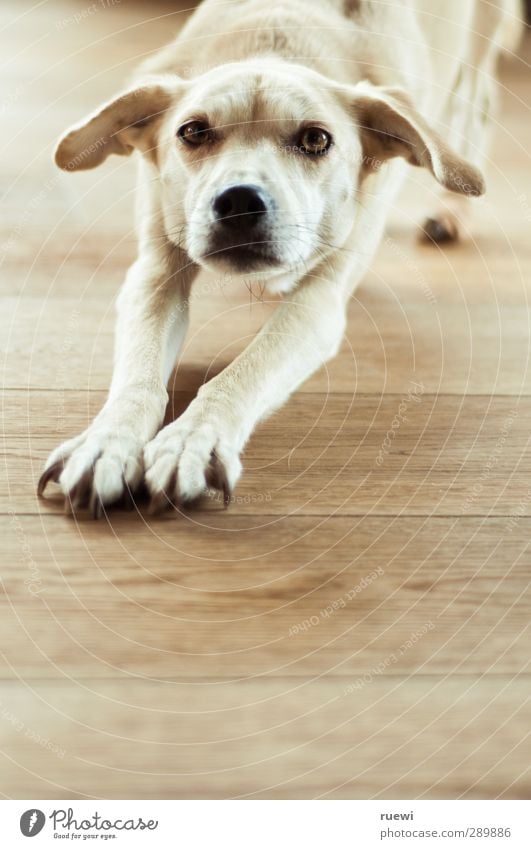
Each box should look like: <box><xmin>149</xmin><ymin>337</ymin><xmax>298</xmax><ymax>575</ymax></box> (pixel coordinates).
<box><xmin>421</xmin><ymin>66</ymin><xmax>495</xmax><ymax>244</ymax></box>
<box><xmin>421</xmin><ymin>0</ymin><xmax>523</xmax><ymax>244</ymax></box>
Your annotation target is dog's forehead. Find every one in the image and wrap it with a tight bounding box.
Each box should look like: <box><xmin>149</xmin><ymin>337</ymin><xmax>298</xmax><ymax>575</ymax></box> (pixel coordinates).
<box><xmin>180</xmin><ymin>61</ymin><xmax>333</xmax><ymax>124</ymax></box>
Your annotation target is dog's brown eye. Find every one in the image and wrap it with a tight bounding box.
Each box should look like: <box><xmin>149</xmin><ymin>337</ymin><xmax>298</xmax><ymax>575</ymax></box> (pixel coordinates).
<box><xmin>178</xmin><ymin>120</ymin><xmax>212</xmax><ymax>146</ymax></box>
<box><xmin>299</xmin><ymin>127</ymin><xmax>332</xmax><ymax>155</ymax></box>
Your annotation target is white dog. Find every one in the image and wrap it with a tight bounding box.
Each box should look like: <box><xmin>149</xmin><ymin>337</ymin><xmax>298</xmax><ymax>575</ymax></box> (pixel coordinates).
<box><xmin>38</xmin><ymin>0</ymin><xmax>522</xmax><ymax>517</ymax></box>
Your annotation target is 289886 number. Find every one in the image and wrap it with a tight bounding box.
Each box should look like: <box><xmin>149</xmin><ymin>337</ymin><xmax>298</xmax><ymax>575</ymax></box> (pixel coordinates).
<box><xmin>468</xmin><ymin>828</ymin><xmax>511</xmax><ymax>838</ymax></box>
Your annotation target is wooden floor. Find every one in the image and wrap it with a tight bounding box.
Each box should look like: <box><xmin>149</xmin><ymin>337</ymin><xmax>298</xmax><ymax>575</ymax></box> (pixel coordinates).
<box><xmin>1</xmin><ymin>1</ymin><xmax>530</xmax><ymax>799</ymax></box>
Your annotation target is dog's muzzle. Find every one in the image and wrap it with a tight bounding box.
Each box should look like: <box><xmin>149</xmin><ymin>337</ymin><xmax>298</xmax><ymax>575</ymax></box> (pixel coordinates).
<box><xmin>206</xmin><ymin>183</ymin><xmax>279</xmax><ymax>269</ymax></box>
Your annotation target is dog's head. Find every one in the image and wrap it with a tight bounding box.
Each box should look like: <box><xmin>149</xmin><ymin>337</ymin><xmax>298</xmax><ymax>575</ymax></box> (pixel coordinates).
<box><xmin>56</xmin><ymin>60</ymin><xmax>485</xmax><ymax>277</ymax></box>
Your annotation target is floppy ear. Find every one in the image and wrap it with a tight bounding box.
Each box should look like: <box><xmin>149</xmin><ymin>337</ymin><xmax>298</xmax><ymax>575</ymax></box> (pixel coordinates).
<box><xmin>350</xmin><ymin>82</ymin><xmax>485</xmax><ymax>196</ymax></box>
<box><xmin>55</xmin><ymin>76</ymin><xmax>181</xmax><ymax>171</ymax></box>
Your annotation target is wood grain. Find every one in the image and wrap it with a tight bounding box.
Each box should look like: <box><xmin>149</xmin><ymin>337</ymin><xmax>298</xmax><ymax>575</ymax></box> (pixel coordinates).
<box><xmin>1</xmin><ymin>0</ymin><xmax>530</xmax><ymax>800</ymax></box>
<box><xmin>2</xmin><ymin>514</ymin><xmax>530</xmax><ymax>681</ymax></box>
<box><xmin>4</xmin><ymin>392</ymin><xmax>531</xmax><ymax>517</ymax></box>
<box><xmin>0</xmin><ymin>678</ymin><xmax>529</xmax><ymax>799</ymax></box>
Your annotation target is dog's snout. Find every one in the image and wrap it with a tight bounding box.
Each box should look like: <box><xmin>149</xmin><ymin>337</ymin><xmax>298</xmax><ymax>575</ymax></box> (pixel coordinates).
<box><xmin>213</xmin><ymin>184</ymin><xmax>269</xmax><ymax>228</ymax></box>
<box><xmin>204</xmin><ymin>183</ymin><xmax>279</xmax><ymax>269</ymax></box>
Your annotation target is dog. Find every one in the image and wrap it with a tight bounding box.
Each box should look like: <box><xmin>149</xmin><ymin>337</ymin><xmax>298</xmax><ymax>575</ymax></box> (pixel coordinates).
<box><xmin>38</xmin><ymin>0</ymin><xmax>522</xmax><ymax>517</ymax></box>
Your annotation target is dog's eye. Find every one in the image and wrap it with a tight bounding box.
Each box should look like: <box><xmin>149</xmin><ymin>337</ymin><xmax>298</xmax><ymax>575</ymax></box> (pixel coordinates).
<box><xmin>298</xmin><ymin>127</ymin><xmax>332</xmax><ymax>155</ymax></box>
<box><xmin>178</xmin><ymin>120</ymin><xmax>212</xmax><ymax>146</ymax></box>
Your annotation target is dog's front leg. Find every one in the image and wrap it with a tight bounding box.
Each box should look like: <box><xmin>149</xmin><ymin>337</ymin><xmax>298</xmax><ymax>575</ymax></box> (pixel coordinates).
<box><xmin>38</xmin><ymin>249</ymin><xmax>197</xmax><ymax>516</ymax></box>
<box><xmin>144</xmin><ymin>258</ymin><xmax>350</xmax><ymax>511</ymax></box>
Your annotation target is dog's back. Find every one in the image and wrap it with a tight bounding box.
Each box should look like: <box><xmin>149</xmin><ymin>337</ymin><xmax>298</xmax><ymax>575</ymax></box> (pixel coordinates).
<box><xmin>139</xmin><ymin>0</ymin><xmax>523</xmax><ymax>100</ymax></box>
<box><xmin>139</xmin><ymin>0</ymin><xmax>357</xmax><ymax>83</ymax></box>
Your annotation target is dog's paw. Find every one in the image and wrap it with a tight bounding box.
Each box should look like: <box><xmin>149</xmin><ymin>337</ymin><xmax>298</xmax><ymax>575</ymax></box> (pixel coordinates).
<box><xmin>38</xmin><ymin>429</ymin><xmax>145</xmax><ymax>518</ymax></box>
<box><xmin>143</xmin><ymin>401</ymin><xmax>242</xmax><ymax>513</ymax></box>
<box><xmin>421</xmin><ymin>214</ymin><xmax>460</xmax><ymax>244</ymax></box>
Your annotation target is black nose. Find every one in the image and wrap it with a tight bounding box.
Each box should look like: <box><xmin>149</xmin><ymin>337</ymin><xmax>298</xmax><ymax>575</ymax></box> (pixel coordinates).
<box><xmin>212</xmin><ymin>184</ymin><xmax>268</xmax><ymax>228</ymax></box>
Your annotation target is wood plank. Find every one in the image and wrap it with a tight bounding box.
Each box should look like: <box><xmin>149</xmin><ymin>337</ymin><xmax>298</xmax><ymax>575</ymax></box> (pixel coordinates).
<box><xmin>0</xmin><ymin>677</ymin><xmax>528</xmax><ymax>799</ymax></box>
<box><xmin>3</xmin><ymin>392</ymin><xmax>530</xmax><ymax>517</ymax></box>
<box><xmin>1</xmin><ymin>515</ymin><xmax>529</xmax><ymax>678</ymax></box>
<box><xmin>2</xmin><ymin>292</ymin><xmax>531</xmax><ymax>394</ymax></box>
<box><xmin>3</xmin><ymin>203</ymin><xmax>531</xmax><ymax>299</ymax></box>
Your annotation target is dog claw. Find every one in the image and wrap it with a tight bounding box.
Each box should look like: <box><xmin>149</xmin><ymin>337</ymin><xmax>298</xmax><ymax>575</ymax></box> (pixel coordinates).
<box><xmin>207</xmin><ymin>451</ymin><xmax>232</xmax><ymax>507</ymax></box>
<box><xmin>148</xmin><ymin>470</ymin><xmax>178</xmax><ymax>516</ymax></box>
<box><xmin>148</xmin><ymin>470</ymin><xmax>181</xmax><ymax>516</ymax></box>
<box><xmin>91</xmin><ymin>495</ymin><xmax>104</xmax><ymax>520</ymax></box>
<box><xmin>121</xmin><ymin>486</ymin><xmax>136</xmax><ymax>511</ymax></box>
<box><xmin>37</xmin><ymin>460</ymin><xmax>63</xmax><ymax>497</ymax></box>
<box><xmin>148</xmin><ymin>492</ymin><xmax>172</xmax><ymax>515</ymax></box>
<box><xmin>219</xmin><ymin>475</ymin><xmax>232</xmax><ymax>508</ymax></box>
<box><xmin>422</xmin><ymin>216</ymin><xmax>458</xmax><ymax>244</ymax></box>
<box><xmin>60</xmin><ymin>468</ymin><xmax>94</xmax><ymax>516</ymax></box>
